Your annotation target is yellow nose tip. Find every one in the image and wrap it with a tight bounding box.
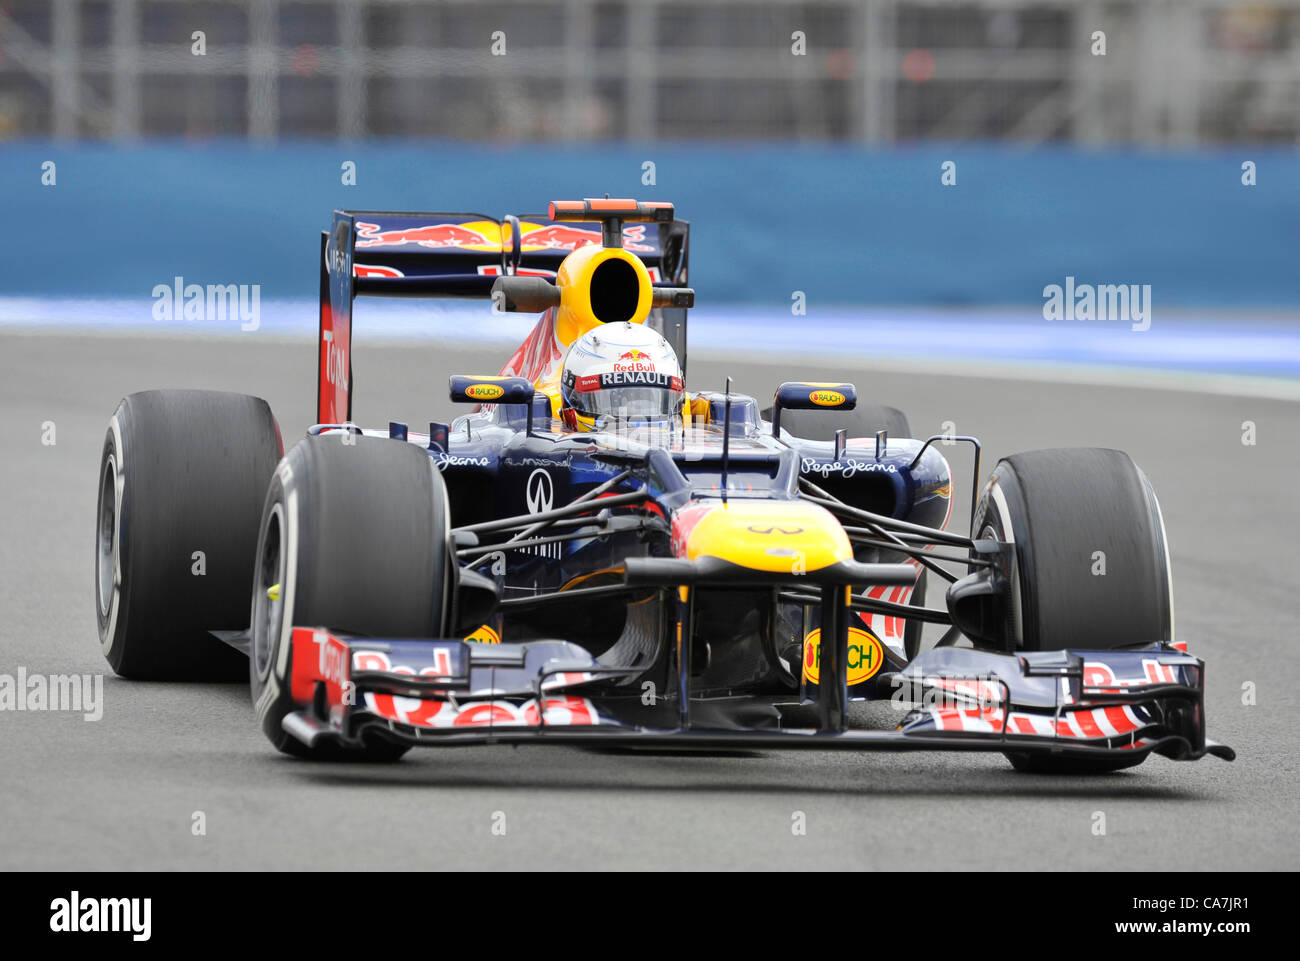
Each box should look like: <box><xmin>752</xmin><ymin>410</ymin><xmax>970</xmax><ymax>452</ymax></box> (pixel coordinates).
<box><xmin>684</xmin><ymin>501</ymin><xmax>852</xmax><ymax>573</ymax></box>
<box><xmin>266</xmin><ymin>583</ymin><xmax>280</xmax><ymax>602</ymax></box>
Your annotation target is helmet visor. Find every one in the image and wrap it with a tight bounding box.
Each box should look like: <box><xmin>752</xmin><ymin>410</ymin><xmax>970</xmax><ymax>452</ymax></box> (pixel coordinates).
<box><xmin>583</xmin><ymin>386</ymin><xmax>683</xmax><ymax>421</ymax></box>
<box><xmin>565</xmin><ymin>369</ymin><xmax>684</xmax><ymax>422</ymax></box>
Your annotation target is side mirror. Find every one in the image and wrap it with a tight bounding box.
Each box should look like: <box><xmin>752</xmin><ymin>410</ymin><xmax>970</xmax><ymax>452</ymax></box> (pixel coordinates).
<box><xmin>449</xmin><ymin>374</ymin><xmax>540</xmax><ymax>436</ymax></box>
<box><xmin>449</xmin><ymin>374</ymin><xmax>536</xmax><ymax>405</ymax></box>
<box><xmin>490</xmin><ymin>276</ymin><xmax>561</xmax><ymax>313</ymax></box>
<box><xmin>770</xmin><ymin>381</ymin><xmax>857</xmax><ymax>437</ymax></box>
<box><xmin>651</xmin><ymin>286</ymin><xmax>694</xmax><ymax>308</ymax></box>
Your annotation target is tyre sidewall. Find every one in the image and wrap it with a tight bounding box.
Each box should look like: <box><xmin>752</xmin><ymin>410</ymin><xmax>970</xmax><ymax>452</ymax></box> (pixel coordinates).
<box><xmin>97</xmin><ymin>412</ymin><xmax>131</xmax><ymax>672</ymax></box>
<box><xmin>249</xmin><ymin>458</ymin><xmax>300</xmax><ymax>751</ymax></box>
<box><xmin>974</xmin><ymin>451</ymin><xmax>1172</xmax><ymax>652</ymax></box>
<box><xmin>970</xmin><ymin>464</ymin><xmax>1026</xmax><ymax>649</ymax></box>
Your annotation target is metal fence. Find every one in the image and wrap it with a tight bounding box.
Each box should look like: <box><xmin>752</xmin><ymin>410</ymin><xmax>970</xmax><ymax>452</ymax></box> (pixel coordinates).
<box><xmin>1</xmin><ymin>0</ymin><xmax>1297</xmax><ymax>144</ymax></box>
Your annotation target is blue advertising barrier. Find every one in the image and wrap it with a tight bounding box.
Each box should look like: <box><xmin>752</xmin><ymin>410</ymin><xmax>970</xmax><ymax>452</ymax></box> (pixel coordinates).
<box><xmin>1</xmin><ymin>141</ymin><xmax>1296</xmax><ymax>308</ymax></box>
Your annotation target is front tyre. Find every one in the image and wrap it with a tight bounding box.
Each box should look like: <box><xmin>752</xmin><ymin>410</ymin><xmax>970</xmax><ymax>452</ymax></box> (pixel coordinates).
<box><xmin>971</xmin><ymin>447</ymin><xmax>1172</xmax><ymax>653</ymax></box>
<box><xmin>249</xmin><ymin>434</ymin><xmax>456</xmax><ymax>761</ymax></box>
<box><xmin>971</xmin><ymin>447</ymin><xmax>1174</xmax><ymax>775</ymax></box>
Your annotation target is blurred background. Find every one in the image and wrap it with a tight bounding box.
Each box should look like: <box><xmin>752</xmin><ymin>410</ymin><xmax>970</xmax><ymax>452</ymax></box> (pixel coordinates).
<box><xmin>1</xmin><ymin>0</ymin><xmax>1298</xmax><ymax>378</ymax></box>
<box><xmin>4</xmin><ymin>0</ymin><xmax>1298</xmax><ymax>143</ymax></box>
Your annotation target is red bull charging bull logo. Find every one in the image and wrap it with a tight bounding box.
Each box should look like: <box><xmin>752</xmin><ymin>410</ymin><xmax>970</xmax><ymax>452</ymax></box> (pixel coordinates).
<box><xmin>354</xmin><ymin>220</ymin><xmax>655</xmax><ymax>253</ymax></box>
<box><xmin>614</xmin><ymin>349</ymin><xmax>656</xmax><ymax>372</ymax></box>
<box><xmin>355</xmin><ymin>221</ymin><xmax>493</xmax><ymax>249</ymax></box>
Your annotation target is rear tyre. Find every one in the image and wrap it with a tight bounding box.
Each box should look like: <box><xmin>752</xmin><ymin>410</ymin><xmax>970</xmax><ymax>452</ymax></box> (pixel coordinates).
<box><xmin>249</xmin><ymin>434</ymin><xmax>456</xmax><ymax>761</ymax></box>
<box><xmin>770</xmin><ymin>404</ymin><xmax>911</xmax><ymax>443</ymax></box>
<box><xmin>96</xmin><ymin>390</ymin><xmax>282</xmax><ymax>680</ymax></box>
<box><xmin>971</xmin><ymin>448</ymin><xmax>1173</xmax><ymax>775</ymax></box>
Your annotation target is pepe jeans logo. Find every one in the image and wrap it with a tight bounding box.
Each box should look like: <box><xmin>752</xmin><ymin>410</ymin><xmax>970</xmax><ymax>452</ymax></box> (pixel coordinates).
<box><xmin>801</xmin><ymin>458</ymin><xmax>898</xmax><ymax>478</ymax></box>
<box><xmin>433</xmin><ymin>452</ymin><xmax>489</xmax><ymax>469</ymax></box>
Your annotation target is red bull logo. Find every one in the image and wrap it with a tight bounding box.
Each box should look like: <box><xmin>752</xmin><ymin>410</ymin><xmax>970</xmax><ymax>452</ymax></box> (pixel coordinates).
<box><xmin>355</xmin><ymin>221</ymin><xmax>492</xmax><ymax>249</ymax></box>
<box><xmin>613</xmin><ymin>348</ymin><xmax>657</xmax><ymax>373</ymax></box>
<box><xmin>517</xmin><ymin>224</ymin><xmax>602</xmax><ymax>251</ymax></box>
<box><xmin>353</xmin><ymin>219</ymin><xmax>656</xmax><ymax>253</ymax></box>
<box><xmin>515</xmin><ymin>223</ymin><xmax>655</xmax><ymax>253</ymax></box>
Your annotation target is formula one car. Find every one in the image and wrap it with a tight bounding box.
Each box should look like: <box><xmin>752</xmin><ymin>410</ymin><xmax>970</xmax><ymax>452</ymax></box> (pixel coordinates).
<box><xmin>95</xmin><ymin>198</ymin><xmax>1234</xmax><ymax>773</ymax></box>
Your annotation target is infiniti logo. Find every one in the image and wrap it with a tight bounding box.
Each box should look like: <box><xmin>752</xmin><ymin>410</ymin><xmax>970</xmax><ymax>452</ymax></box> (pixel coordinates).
<box><xmin>526</xmin><ymin>468</ymin><xmax>553</xmax><ymax>515</ymax></box>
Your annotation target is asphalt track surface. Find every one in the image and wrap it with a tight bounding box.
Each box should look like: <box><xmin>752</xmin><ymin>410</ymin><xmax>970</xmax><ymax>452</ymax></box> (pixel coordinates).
<box><xmin>1</xmin><ymin>330</ymin><xmax>1297</xmax><ymax>871</ymax></box>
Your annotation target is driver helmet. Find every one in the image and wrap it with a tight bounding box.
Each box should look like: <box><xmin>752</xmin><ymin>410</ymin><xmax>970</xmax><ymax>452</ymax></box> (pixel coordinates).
<box><xmin>560</xmin><ymin>323</ymin><xmax>684</xmax><ymax>431</ymax></box>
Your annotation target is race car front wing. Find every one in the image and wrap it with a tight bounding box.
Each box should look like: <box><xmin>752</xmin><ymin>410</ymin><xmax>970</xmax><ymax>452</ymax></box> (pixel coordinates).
<box><xmin>279</xmin><ymin>556</ymin><xmax>1234</xmax><ymax>765</ymax></box>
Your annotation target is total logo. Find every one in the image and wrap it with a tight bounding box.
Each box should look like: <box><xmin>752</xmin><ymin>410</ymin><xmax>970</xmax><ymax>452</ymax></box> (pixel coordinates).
<box><xmin>322</xmin><ymin>329</ymin><xmax>349</xmax><ymax>388</ymax></box>
<box><xmin>802</xmin><ymin>626</ymin><xmax>885</xmax><ymax>686</ymax></box>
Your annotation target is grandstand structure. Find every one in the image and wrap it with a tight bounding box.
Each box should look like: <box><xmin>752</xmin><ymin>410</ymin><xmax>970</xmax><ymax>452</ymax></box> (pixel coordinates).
<box><xmin>0</xmin><ymin>0</ymin><xmax>1296</xmax><ymax>144</ymax></box>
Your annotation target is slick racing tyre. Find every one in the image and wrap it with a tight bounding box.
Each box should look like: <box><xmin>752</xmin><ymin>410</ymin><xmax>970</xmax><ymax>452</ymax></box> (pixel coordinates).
<box><xmin>249</xmin><ymin>434</ymin><xmax>455</xmax><ymax>761</ymax></box>
<box><xmin>96</xmin><ymin>390</ymin><xmax>282</xmax><ymax>680</ymax></box>
<box><xmin>771</xmin><ymin>403</ymin><xmax>911</xmax><ymax>443</ymax></box>
<box><xmin>971</xmin><ymin>448</ymin><xmax>1174</xmax><ymax>775</ymax></box>
<box><xmin>972</xmin><ymin>447</ymin><xmax>1172</xmax><ymax>653</ymax></box>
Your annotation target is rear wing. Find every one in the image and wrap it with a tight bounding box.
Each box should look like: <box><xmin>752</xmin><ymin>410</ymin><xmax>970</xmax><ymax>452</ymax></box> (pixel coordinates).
<box><xmin>317</xmin><ymin>209</ymin><xmax>690</xmax><ymax>424</ymax></box>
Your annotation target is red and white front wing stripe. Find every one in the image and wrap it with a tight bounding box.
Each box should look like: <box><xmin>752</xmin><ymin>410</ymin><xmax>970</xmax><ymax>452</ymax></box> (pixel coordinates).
<box><xmin>350</xmin><ymin>650</ymin><xmax>599</xmax><ymax>728</ymax></box>
<box><xmin>1082</xmin><ymin>658</ymin><xmax>1181</xmax><ymax>693</ymax></box>
<box><xmin>290</xmin><ymin>630</ymin><xmax>602</xmax><ymax>731</ymax></box>
<box><xmin>363</xmin><ymin>692</ymin><xmax>600</xmax><ymax>729</ymax></box>
<box><xmin>928</xmin><ymin>703</ymin><xmax>1151</xmax><ymax>740</ymax></box>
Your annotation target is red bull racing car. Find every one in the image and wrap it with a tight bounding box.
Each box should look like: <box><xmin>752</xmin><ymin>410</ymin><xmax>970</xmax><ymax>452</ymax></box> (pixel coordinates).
<box><xmin>94</xmin><ymin>198</ymin><xmax>1235</xmax><ymax>773</ymax></box>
